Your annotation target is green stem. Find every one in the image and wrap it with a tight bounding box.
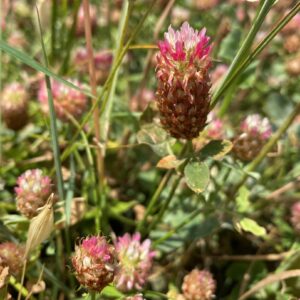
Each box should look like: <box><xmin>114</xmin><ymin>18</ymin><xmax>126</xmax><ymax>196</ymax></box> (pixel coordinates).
<box><xmin>233</xmin><ymin>102</ymin><xmax>300</xmax><ymax>194</ymax></box>
<box><xmin>147</xmin><ymin>156</ymin><xmax>192</xmax><ymax>234</ymax></box>
<box><xmin>90</xmin><ymin>291</ymin><xmax>96</xmax><ymax>300</ymax></box>
<box><xmin>10</xmin><ymin>276</ymin><xmax>36</xmax><ymax>300</ymax></box>
<box><xmin>153</xmin><ymin>207</ymin><xmax>204</xmax><ymax>247</ymax></box>
<box><xmin>138</xmin><ymin>141</ymin><xmax>191</xmax><ymax>234</ymax></box>
<box><xmin>147</xmin><ymin>175</ymin><xmax>182</xmax><ymax>233</ymax></box>
<box><xmin>137</xmin><ymin>169</ymin><xmax>173</xmax><ymax>233</ymax></box>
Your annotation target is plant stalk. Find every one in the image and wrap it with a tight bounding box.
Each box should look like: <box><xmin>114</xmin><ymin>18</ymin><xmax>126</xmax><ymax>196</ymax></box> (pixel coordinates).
<box><xmin>83</xmin><ymin>0</ymin><xmax>104</xmax><ymax>191</ymax></box>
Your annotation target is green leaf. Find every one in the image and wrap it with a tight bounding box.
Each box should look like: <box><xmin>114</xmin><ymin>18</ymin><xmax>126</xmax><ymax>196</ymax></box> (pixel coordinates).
<box><xmin>109</xmin><ymin>200</ymin><xmax>137</xmax><ymax>214</ymax></box>
<box><xmin>101</xmin><ymin>285</ymin><xmax>124</xmax><ymax>298</ymax></box>
<box><xmin>236</xmin><ymin>186</ymin><xmax>251</xmax><ymax>213</ymax></box>
<box><xmin>0</xmin><ymin>40</ymin><xmax>94</xmax><ymax>99</ymax></box>
<box><xmin>239</xmin><ymin>217</ymin><xmax>267</xmax><ymax>237</ymax></box>
<box><xmin>200</xmin><ymin>139</ymin><xmax>233</xmax><ymax>160</ymax></box>
<box><xmin>137</xmin><ymin>123</ymin><xmax>173</xmax><ymax>156</ymax></box>
<box><xmin>184</xmin><ymin>160</ymin><xmax>210</xmax><ymax>193</ymax></box>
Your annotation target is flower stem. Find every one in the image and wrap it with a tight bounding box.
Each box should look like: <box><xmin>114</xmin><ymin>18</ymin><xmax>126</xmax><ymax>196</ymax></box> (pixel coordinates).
<box><xmin>83</xmin><ymin>0</ymin><xmax>104</xmax><ymax>202</ymax></box>
<box><xmin>153</xmin><ymin>207</ymin><xmax>204</xmax><ymax>247</ymax></box>
<box><xmin>138</xmin><ymin>141</ymin><xmax>191</xmax><ymax>234</ymax></box>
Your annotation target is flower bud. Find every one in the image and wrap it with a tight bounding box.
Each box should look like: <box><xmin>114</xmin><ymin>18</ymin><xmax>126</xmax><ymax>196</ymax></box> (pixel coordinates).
<box><xmin>1</xmin><ymin>83</ymin><xmax>28</xmax><ymax>130</ymax></box>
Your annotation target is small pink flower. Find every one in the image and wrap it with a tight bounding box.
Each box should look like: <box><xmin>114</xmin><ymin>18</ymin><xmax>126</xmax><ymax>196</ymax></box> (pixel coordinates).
<box><xmin>114</xmin><ymin>232</ymin><xmax>155</xmax><ymax>292</ymax></box>
<box><xmin>15</xmin><ymin>169</ymin><xmax>52</xmax><ymax>218</ymax></box>
<box><xmin>240</xmin><ymin>114</ymin><xmax>272</xmax><ymax>140</ymax></box>
<box><xmin>72</xmin><ymin>236</ymin><xmax>116</xmax><ymax>291</ymax></box>
<box><xmin>291</xmin><ymin>202</ymin><xmax>300</xmax><ymax>232</ymax></box>
<box><xmin>38</xmin><ymin>79</ymin><xmax>87</xmax><ymax>122</ymax></box>
<box><xmin>157</xmin><ymin>21</ymin><xmax>212</xmax><ymax>86</ymax></box>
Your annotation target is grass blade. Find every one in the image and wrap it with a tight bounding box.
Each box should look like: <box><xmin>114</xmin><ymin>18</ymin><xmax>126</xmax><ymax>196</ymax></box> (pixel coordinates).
<box><xmin>212</xmin><ymin>0</ymin><xmax>275</xmax><ymax>108</ymax></box>
<box><xmin>0</xmin><ymin>40</ymin><xmax>95</xmax><ymax>99</ymax></box>
<box><xmin>36</xmin><ymin>6</ymin><xmax>64</xmax><ymax>202</ymax></box>
<box><xmin>211</xmin><ymin>2</ymin><xmax>300</xmax><ymax>111</ymax></box>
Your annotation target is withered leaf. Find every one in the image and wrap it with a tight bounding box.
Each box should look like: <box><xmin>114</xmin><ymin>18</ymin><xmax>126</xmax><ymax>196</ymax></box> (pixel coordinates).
<box><xmin>25</xmin><ymin>194</ymin><xmax>54</xmax><ymax>258</ymax></box>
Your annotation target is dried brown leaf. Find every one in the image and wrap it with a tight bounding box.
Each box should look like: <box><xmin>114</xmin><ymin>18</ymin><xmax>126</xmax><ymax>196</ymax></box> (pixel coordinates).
<box><xmin>157</xmin><ymin>155</ymin><xmax>183</xmax><ymax>169</ymax></box>
<box><xmin>25</xmin><ymin>194</ymin><xmax>54</xmax><ymax>258</ymax></box>
<box><xmin>0</xmin><ymin>266</ymin><xmax>9</xmax><ymax>288</ymax></box>
<box><xmin>239</xmin><ymin>269</ymin><xmax>300</xmax><ymax>300</ymax></box>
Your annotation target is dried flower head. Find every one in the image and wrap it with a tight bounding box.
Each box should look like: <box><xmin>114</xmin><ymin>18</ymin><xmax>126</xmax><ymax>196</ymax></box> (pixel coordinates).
<box><xmin>240</xmin><ymin>114</ymin><xmax>272</xmax><ymax>140</ymax></box>
<box><xmin>156</xmin><ymin>22</ymin><xmax>212</xmax><ymax>139</ymax></box>
<box><xmin>291</xmin><ymin>202</ymin><xmax>300</xmax><ymax>232</ymax></box>
<box><xmin>72</xmin><ymin>236</ymin><xmax>116</xmax><ymax>291</ymax></box>
<box><xmin>284</xmin><ymin>34</ymin><xmax>300</xmax><ymax>53</ymax></box>
<box><xmin>15</xmin><ymin>169</ymin><xmax>52</xmax><ymax>219</ymax></box>
<box><xmin>286</xmin><ymin>56</ymin><xmax>300</xmax><ymax>76</ymax></box>
<box><xmin>1</xmin><ymin>83</ymin><xmax>28</xmax><ymax>130</ymax></box>
<box><xmin>0</xmin><ymin>242</ymin><xmax>25</xmax><ymax>276</ymax></box>
<box><xmin>38</xmin><ymin>79</ymin><xmax>87</xmax><ymax>122</ymax></box>
<box><xmin>182</xmin><ymin>269</ymin><xmax>216</xmax><ymax>300</ymax></box>
<box><xmin>114</xmin><ymin>232</ymin><xmax>155</xmax><ymax>292</ymax></box>
<box><xmin>233</xmin><ymin>114</ymin><xmax>272</xmax><ymax>161</ymax></box>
